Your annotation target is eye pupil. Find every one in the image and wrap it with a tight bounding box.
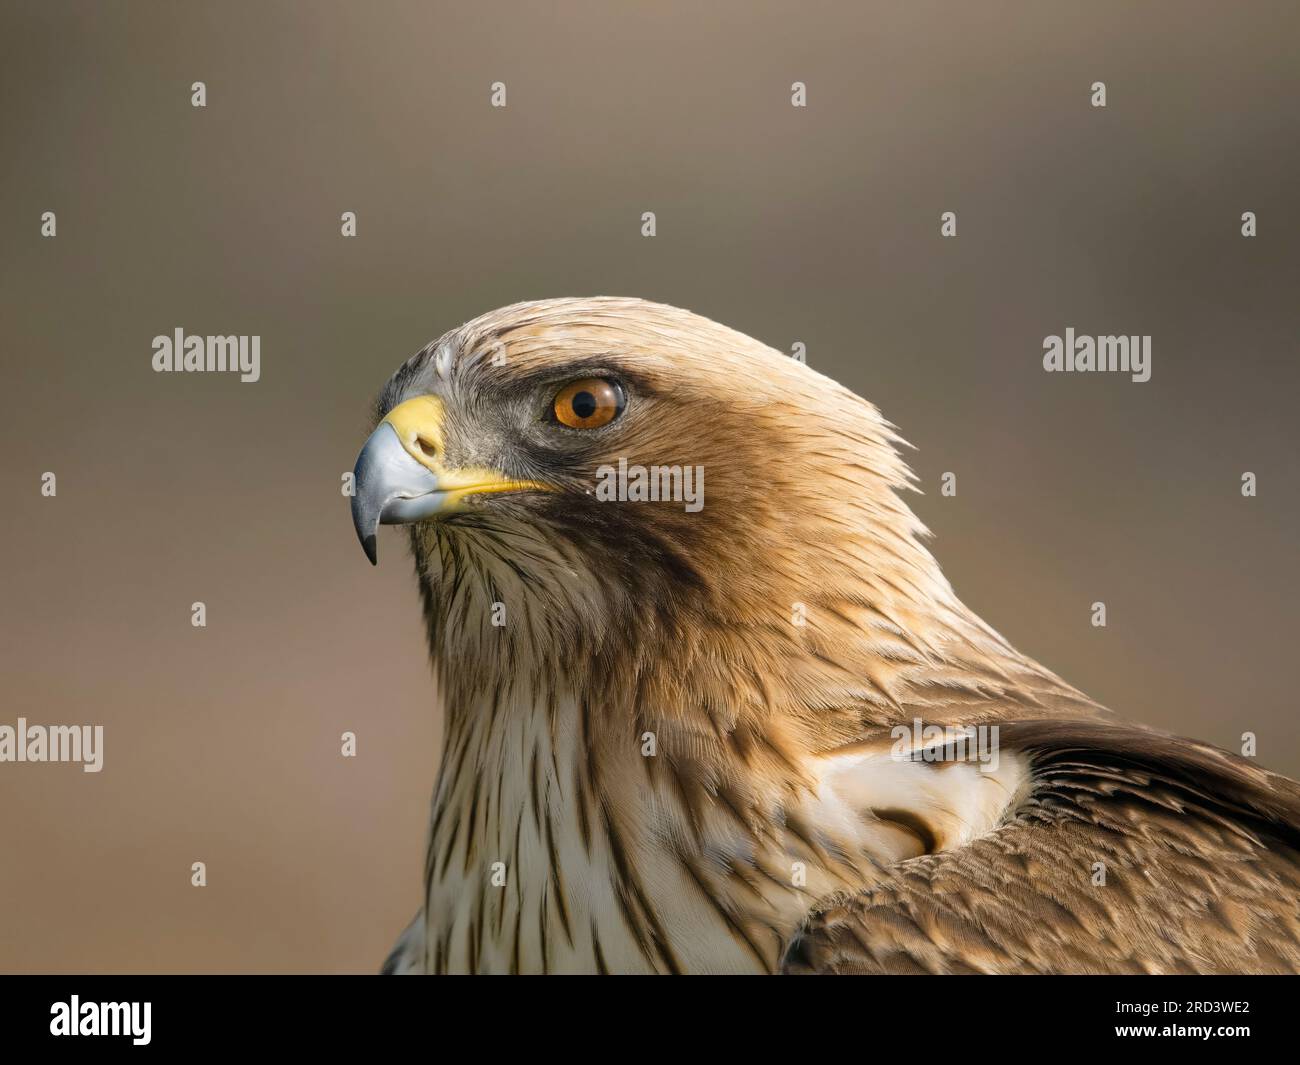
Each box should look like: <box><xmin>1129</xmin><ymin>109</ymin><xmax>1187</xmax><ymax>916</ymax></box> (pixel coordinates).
<box><xmin>570</xmin><ymin>391</ymin><xmax>598</xmax><ymax>419</ymax></box>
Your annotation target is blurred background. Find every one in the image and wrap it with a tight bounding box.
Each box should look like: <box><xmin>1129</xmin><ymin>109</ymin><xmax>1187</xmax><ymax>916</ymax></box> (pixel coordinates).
<box><xmin>1</xmin><ymin>0</ymin><xmax>1296</xmax><ymax>972</ymax></box>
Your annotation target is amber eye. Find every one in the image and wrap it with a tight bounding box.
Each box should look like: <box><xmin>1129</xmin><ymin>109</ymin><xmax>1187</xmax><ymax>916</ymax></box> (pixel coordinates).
<box><xmin>553</xmin><ymin>378</ymin><xmax>625</xmax><ymax>429</ymax></box>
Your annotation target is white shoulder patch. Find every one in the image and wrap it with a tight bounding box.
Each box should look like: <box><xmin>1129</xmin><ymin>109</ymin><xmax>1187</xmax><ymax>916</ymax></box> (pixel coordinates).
<box><xmin>813</xmin><ymin>736</ymin><xmax>1027</xmax><ymax>855</ymax></box>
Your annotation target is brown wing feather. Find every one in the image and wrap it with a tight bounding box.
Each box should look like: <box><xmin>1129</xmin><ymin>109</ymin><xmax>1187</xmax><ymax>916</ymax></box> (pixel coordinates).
<box><xmin>783</xmin><ymin>719</ymin><xmax>1300</xmax><ymax>974</ymax></box>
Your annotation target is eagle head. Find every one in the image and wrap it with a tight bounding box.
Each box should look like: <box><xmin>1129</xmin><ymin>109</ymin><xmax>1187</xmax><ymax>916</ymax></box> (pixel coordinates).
<box><xmin>350</xmin><ymin>297</ymin><xmax>941</xmax><ymax>703</ymax></box>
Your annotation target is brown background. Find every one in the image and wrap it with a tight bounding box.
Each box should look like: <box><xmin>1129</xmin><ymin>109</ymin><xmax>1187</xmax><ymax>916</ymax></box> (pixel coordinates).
<box><xmin>1</xmin><ymin>1</ymin><xmax>1296</xmax><ymax>973</ymax></box>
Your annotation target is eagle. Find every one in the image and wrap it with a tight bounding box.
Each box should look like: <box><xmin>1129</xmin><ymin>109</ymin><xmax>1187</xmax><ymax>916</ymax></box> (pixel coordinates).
<box><xmin>350</xmin><ymin>297</ymin><xmax>1300</xmax><ymax>975</ymax></box>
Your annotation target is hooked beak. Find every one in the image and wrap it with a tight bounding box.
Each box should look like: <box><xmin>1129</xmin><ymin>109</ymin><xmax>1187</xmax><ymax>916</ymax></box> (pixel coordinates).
<box><xmin>350</xmin><ymin>395</ymin><xmax>551</xmax><ymax>565</ymax></box>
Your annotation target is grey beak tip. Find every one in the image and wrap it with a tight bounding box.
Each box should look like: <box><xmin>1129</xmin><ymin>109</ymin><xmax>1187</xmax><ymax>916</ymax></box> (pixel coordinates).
<box><xmin>350</xmin><ymin>488</ymin><xmax>380</xmax><ymax>566</ymax></box>
<box><xmin>351</xmin><ymin>418</ymin><xmax>443</xmax><ymax>566</ymax></box>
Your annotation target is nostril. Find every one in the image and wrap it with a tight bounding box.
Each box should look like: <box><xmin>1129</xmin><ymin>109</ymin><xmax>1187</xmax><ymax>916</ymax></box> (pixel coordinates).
<box><xmin>417</xmin><ymin>437</ymin><xmax>438</xmax><ymax>459</ymax></box>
